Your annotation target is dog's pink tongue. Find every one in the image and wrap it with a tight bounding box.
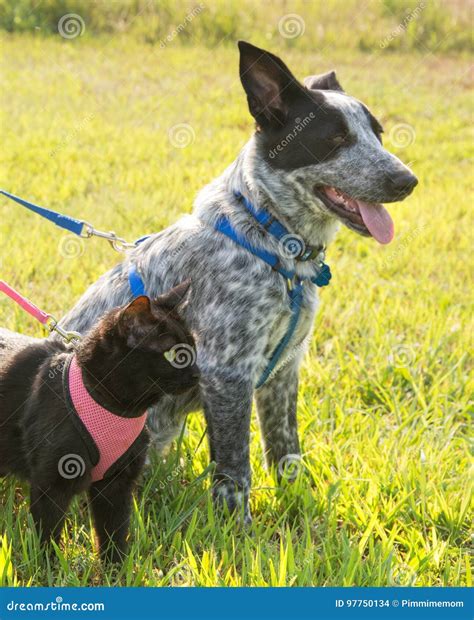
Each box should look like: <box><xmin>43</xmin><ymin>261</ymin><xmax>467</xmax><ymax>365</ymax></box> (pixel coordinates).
<box><xmin>357</xmin><ymin>201</ymin><xmax>394</xmax><ymax>244</ymax></box>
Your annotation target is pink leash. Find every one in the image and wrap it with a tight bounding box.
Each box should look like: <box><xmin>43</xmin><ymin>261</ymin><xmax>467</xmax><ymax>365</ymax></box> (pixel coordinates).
<box><xmin>0</xmin><ymin>280</ymin><xmax>81</xmax><ymax>346</ymax></box>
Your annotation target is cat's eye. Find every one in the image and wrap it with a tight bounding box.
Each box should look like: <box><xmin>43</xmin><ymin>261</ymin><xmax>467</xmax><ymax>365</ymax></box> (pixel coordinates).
<box><xmin>164</xmin><ymin>349</ymin><xmax>176</xmax><ymax>363</ymax></box>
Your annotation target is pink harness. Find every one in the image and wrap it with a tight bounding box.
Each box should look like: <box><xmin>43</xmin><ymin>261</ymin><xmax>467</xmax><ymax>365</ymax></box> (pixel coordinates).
<box><xmin>0</xmin><ymin>281</ymin><xmax>145</xmax><ymax>482</ymax></box>
<box><xmin>68</xmin><ymin>356</ymin><xmax>147</xmax><ymax>482</ymax></box>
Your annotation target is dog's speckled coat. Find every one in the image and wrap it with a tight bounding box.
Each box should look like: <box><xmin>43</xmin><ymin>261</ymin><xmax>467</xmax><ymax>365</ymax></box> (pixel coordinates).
<box><xmin>0</xmin><ymin>42</ymin><xmax>417</xmax><ymax>520</ymax></box>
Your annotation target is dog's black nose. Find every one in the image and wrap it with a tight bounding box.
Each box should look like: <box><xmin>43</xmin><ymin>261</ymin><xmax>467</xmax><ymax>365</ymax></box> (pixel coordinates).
<box><xmin>388</xmin><ymin>170</ymin><xmax>418</xmax><ymax>196</ymax></box>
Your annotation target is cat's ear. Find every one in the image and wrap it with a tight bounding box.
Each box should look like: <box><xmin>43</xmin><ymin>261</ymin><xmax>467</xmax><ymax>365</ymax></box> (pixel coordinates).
<box><xmin>122</xmin><ymin>295</ymin><xmax>152</xmax><ymax>316</ymax></box>
<box><xmin>117</xmin><ymin>296</ymin><xmax>156</xmax><ymax>346</ymax></box>
<box><xmin>118</xmin><ymin>295</ymin><xmax>153</xmax><ymax>331</ymax></box>
<box><xmin>154</xmin><ymin>280</ymin><xmax>191</xmax><ymax>312</ymax></box>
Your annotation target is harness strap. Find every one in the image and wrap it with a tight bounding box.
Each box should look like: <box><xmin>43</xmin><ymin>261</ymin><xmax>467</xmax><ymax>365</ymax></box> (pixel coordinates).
<box><xmin>255</xmin><ymin>282</ymin><xmax>304</xmax><ymax>389</ymax></box>
<box><xmin>236</xmin><ymin>192</ymin><xmax>289</xmax><ymax>242</ymax></box>
<box><xmin>234</xmin><ymin>192</ymin><xmax>332</xmax><ymax>287</ymax></box>
<box><xmin>214</xmin><ymin>215</ymin><xmax>295</xmax><ymax>281</ymax></box>
<box><xmin>235</xmin><ymin>191</ymin><xmax>323</xmax><ymax>262</ymax></box>
<box><xmin>211</xmin><ymin>193</ymin><xmax>333</xmax><ymax>387</ymax></box>
<box><xmin>128</xmin><ymin>263</ymin><xmax>147</xmax><ymax>297</ymax></box>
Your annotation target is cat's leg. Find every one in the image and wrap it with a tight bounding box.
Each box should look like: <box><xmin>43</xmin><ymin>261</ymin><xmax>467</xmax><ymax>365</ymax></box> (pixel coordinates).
<box><xmin>88</xmin><ymin>434</ymin><xmax>148</xmax><ymax>563</ymax></box>
<box><xmin>88</xmin><ymin>475</ymin><xmax>136</xmax><ymax>563</ymax></box>
<box><xmin>29</xmin><ymin>483</ymin><xmax>74</xmax><ymax>546</ymax></box>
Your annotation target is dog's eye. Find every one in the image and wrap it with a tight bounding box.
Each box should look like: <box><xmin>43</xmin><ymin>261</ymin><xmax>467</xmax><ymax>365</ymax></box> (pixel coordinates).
<box><xmin>332</xmin><ymin>135</ymin><xmax>347</xmax><ymax>146</ymax></box>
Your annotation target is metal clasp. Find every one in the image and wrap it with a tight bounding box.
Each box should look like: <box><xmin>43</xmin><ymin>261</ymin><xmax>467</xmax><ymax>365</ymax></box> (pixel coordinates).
<box><xmin>45</xmin><ymin>316</ymin><xmax>82</xmax><ymax>349</ymax></box>
<box><xmin>80</xmin><ymin>222</ymin><xmax>136</xmax><ymax>252</ymax></box>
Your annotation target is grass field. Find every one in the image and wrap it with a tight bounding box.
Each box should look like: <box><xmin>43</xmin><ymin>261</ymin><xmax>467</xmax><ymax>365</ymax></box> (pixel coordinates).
<box><xmin>0</xmin><ymin>0</ymin><xmax>472</xmax><ymax>587</ymax></box>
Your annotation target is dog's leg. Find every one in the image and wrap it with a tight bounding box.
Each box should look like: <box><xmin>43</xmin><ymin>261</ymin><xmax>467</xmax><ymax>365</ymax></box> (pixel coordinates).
<box><xmin>255</xmin><ymin>361</ymin><xmax>301</xmax><ymax>480</ymax></box>
<box><xmin>202</xmin><ymin>373</ymin><xmax>253</xmax><ymax>524</ymax></box>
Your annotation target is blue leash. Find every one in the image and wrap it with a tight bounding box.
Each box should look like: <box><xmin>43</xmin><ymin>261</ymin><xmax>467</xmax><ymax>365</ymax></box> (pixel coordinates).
<box><xmin>0</xmin><ymin>189</ymin><xmax>136</xmax><ymax>252</ymax></box>
<box><xmin>0</xmin><ymin>189</ymin><xmax>85</xmax><ymax>236</ymax></box>
<box><xmin>1</xmin><ymin>188</ymin><xmax>331</xmax><ymax>388</ymax></box>
<box><xmin>0</xmin><ymin>187</ymin><xmax>151</xmax><ymax>295</ymax></box>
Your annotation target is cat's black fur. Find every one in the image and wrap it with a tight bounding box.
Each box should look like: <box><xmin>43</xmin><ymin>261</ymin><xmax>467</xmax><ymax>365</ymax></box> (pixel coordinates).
<box><xmin>0</xmin><ymin>281</ymin><xmax>198</xmax><ymax>562</ymax></box>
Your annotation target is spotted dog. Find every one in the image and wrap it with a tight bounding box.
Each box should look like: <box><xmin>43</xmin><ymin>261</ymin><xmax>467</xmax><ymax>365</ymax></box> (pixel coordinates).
<box><xmin>4</xmin><ymin>41</ymin><xmax>417</xmax><ymax>522</ymax></box>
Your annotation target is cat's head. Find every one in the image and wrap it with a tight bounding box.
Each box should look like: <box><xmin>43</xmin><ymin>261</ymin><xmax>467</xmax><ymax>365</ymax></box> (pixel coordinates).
<box><xmin>81</xmin><ymin>281</ymin><xmax>199</xmax><ymax>399</ymax></box>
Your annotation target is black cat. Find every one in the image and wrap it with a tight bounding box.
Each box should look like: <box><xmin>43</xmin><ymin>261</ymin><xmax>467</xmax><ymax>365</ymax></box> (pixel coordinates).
<box><xmin>0</xmin><ymin>281</ymin><xmax>199</xmax><ymax>562</ymax></box>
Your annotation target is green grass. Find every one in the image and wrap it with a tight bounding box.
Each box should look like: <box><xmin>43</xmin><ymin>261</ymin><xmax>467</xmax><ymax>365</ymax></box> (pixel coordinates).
<box><xmin>0</xmin><ymin>9</ymin><xmax>472</xmax><ymax>586</ymax></box>
<box><xmin>0</xmin><ymin>0</ymin><xmax>472</xmax><ymax>53</ymax></box>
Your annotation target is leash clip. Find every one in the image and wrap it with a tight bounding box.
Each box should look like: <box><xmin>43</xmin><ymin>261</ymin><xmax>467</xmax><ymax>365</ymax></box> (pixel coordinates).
<box><xmin>81</xmin><ymin>222</ymin><xmax>136</xmax><ymax>252</ymax></box>
<box><xmin>46</xmin><ymin>316</ymin><xmax>82</xmax><ymax>349</ymax></box>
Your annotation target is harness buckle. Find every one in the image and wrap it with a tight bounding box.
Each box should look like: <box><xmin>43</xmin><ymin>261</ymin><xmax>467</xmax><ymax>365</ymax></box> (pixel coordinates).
<box><xmin>298</xmin><ymin>245</ymin><xmax>326</xmax><ymax>262</ymax></box>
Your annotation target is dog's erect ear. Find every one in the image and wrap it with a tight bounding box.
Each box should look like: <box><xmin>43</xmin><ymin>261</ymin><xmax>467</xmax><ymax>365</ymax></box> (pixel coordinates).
<box><xmin>304</xmin><ymin>71</ymin><xmax>344</xmax><ymax>93</ymax></box>
<box><xmin>238</xmin><ymin>40</ymin><xmax>302</xmax><ymax>128</ymax></box>
<box><xmin>155</xmin><ymin>280</ymin><xmax>191</xmax><ymax>312</ymax></box>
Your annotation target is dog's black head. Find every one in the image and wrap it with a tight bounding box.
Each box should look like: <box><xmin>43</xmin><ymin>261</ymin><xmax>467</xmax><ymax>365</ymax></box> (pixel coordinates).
<box><xmin>238</xmin><ymin>41</ymin><xmax>418</xmax><ymax>244</ymax></box>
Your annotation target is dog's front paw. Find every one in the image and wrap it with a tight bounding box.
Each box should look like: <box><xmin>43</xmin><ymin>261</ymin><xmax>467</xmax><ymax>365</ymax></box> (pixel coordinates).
<box><xmin>212</xmin><ymin>479</ymin><xmax>252</xmax><ymax>525</ymax></box>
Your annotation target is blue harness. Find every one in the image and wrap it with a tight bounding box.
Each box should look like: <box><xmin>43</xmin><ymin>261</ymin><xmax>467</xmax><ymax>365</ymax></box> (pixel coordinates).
<box><xmin>1</xmin><ymin>189</ymin><xmax>331</xmax><ymax>388</ymax></box>
<box><xmin>213</xmin><ymin>192</ymin><xmax>331</xmax><ymax>388</ymax></box>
